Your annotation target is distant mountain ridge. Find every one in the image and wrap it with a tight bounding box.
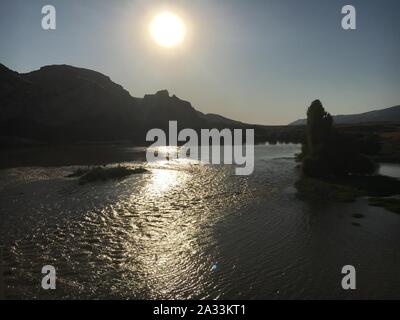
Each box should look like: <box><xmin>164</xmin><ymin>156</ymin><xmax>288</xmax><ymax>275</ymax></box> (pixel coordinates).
<box><xmin>0</xmin><ymin>63</ymin><xmax>247</xmax><ymax>144</ymax></box>
<box><xmin>289</xmin><ymin>105</ymin><xmax>400</xmax><ymax>126</ymax></box>
<box><xmin>3</xmin><ymin>63</ymin><xmax>394</xmax><ymax>146</ymax></box>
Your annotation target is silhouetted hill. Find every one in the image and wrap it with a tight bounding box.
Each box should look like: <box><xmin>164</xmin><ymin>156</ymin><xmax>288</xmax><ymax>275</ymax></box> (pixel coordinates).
<box><xmin>0</xmin><ymin>63</ymin><xmax>251</xmax><ymax>145</ymax></box>
<box><xmin>139</xmin><ymin>90</ymin><xmax>207</xmax><ymax>130</ymax></box>
<box><xmin>0</xmin><ymin>64</ymin><xmax>145</xmax><ymax>143</ymax></box>
<box><xmin>289</xmin><ymin>105</ymin><xmax>400</xmax><ymax>126</ymax></box>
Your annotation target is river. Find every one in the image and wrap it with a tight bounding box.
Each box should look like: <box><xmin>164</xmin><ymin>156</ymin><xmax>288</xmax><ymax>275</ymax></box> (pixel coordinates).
<box><xmin>0</xmin><ymin>144</ymin><xmax>399</xmax><ymax>299</ymax></box>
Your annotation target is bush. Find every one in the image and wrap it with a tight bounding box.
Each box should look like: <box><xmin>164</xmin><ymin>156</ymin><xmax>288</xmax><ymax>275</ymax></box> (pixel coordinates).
<box><xmin>302</xmin><ymin>156</ymin><xmax>327</xmax><ymax>178</ymax></box>
<box><xmin>300</xmin><ymin>100</ymin><xmax>378</xmax><ymax>177</ymax></box>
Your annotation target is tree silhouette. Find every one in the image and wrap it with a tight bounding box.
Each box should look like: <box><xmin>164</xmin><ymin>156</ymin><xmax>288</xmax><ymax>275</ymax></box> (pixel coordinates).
<box><xmin>300</xmin><ymin>100</ymin><xmax>377</xmax><ymax>177</ymax></box>
<box><xmin>306</xmin><ymin>100</ymin><xmax>333</xmax><ymax>156</ymax></box>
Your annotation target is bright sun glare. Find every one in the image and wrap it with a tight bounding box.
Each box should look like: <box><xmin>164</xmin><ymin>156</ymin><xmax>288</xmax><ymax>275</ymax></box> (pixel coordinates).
<box><xmin>150</xmin><ymin>12</ymin><xmax>186</xmax><ymax>48</ymax></box>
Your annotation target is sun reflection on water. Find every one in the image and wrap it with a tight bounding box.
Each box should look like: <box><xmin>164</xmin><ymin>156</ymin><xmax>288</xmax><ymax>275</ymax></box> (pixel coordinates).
<box><xmin>145</xmin><ymin>168</ymin><xmax>184</xmax><ymax>195</ymax></box>
<box><xmin>115</xmin><ymin>163</ymin><xmax>215</xmax><ymax>298</ymax></box>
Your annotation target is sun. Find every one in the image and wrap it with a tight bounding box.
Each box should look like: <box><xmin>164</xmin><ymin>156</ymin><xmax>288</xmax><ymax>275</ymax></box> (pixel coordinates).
<box><xmin>150</xmin><ymin>12</ymin><xmax>186</xmax><ymax>48</ymax></box>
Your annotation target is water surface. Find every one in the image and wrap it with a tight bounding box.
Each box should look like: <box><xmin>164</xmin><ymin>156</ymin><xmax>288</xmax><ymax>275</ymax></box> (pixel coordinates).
<box><xmin>1</xmin><ymin>144</ymin><xmax>400</xmax><ymax>299</ymax></box>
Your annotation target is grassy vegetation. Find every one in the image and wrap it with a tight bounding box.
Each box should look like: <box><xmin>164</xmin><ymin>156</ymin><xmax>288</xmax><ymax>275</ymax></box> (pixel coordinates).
<box><xmin>339</xmin><ymin>123</ymin><xmax>400</xmax><ymax>163</ymax></box>
<box><xmin>67</xmin><ymin>166</ymin><xmax>148</xmax><ymax>185</ymax></box>
<box><xmin>368</xmin><ymin>197</ymin><xmax>400</xmax><ymax>214</ymax></box>
<box><xmin>295</xmin><ymin>177</ymin><xmax>362</xmax><ymax>203</ymax></box>
<box><xmin>331</xmin><ymin>175</ymin><xmax>400</xmax><ymax>197</ymax></box>
<box><xmin>295</xmin><ymin>175</ymin><xmax>400</xmax><ymax>214</ymax></box>
<box><xmin>373</xmin><ymin>140</ymin><xmax>400</xmax><ymax>163</ymax></box>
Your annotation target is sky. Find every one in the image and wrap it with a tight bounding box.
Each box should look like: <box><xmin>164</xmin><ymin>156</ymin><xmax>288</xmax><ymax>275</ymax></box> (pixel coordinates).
<box><xmin>0</xmin><ymin>0</ymin><xmax>399</xmax><ymax>125</ymax></box>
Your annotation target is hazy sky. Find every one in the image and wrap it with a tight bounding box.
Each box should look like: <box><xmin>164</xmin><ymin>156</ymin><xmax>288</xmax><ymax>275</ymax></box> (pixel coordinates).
<box><xmin>1</xmin><ymin>0</ymin><xmax>399</xmax><ymax>124</ymax></box>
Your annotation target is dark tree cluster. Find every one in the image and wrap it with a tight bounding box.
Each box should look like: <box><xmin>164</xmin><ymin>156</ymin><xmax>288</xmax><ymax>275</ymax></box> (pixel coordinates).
<box><xmin>299</xmin><ymin>100</ymin><xmax>378</xmax><ymax>177</ymax></box>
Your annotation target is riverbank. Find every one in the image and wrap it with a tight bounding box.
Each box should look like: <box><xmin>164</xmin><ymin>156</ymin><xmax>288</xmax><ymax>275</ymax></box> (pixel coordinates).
<box><xmin>295</xmin><ymin>174</ymin><xmax>400</xmax><ymax>214</ymax></box>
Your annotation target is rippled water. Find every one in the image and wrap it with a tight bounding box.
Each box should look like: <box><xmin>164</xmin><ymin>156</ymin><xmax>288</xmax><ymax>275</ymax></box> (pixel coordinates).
<box><xmin>1</xmin><ymin>144</ymin><xmax>400</xmax><ymax>299</ymax></box>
